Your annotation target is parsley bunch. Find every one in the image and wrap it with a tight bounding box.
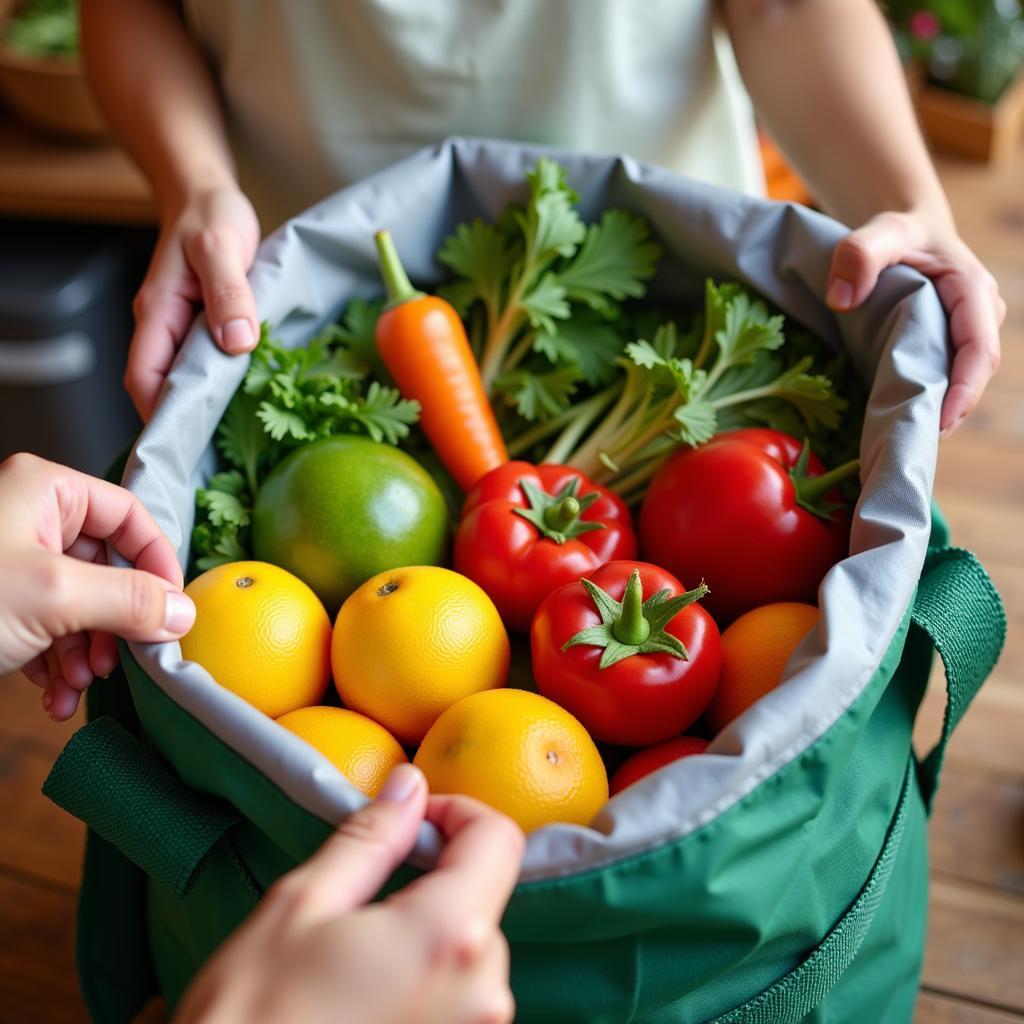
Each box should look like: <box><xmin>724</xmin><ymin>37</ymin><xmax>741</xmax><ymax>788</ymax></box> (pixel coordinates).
<box><xmin>555</xmin><ymin>281</ymin><xmax>847</xmax><ymax>500</ymax></box>
<box><xmin>437</xmin><ymin>159</ymin><xmax>660</xmax><ymax>418</ymax></box>
<box><xmin>191</xmin><ymin>303</ymin><xmax>419</xmax><ymax>571</ymax></box>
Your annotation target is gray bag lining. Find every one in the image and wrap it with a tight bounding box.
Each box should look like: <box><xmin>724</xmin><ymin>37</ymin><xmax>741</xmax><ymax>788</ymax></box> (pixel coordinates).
<box><xmin>121</xmin><ymin>138</ymin><xmax>947</xmax><ymax>882</ymax></box>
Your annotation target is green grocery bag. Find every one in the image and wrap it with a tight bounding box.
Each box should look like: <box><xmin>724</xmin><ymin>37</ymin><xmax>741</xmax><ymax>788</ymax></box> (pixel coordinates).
<box><xmin>44</xmin><ymin>139</ymin><xmax>1005</xmax><ymax>1024</ymax></box>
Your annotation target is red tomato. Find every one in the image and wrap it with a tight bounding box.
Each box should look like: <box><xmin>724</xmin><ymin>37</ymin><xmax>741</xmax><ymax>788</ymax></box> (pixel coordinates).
<box><xmin>454</xmin><ymin>461</ymin><xmax>636</xmax><ymax>631</ymax></box>
<box><xmin>640</xmin><ymin>429</ymin><xmax>855</xmax><ymax>624</ymax></box>
<box><xmin>531</xmin><ymin>561</ymin><xmax>721</xmax><ymax>746</ymax></box>
<box><xmin>609</xmin><ymin>736</ymin><xmax>710</xmax><ymax>796</ymax></box>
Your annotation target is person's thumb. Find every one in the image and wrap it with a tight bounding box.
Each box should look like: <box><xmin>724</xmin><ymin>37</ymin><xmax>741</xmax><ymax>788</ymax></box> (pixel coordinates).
<box><xmin>184</xmin><ymin>227</ymin><xmax>260</xmax><ymax>356</ymax></box>
<box><xmin>826</xmin><ymin>212</ymin><xmax>924</xmax><ymax>312</ymax></box>
<box><xmin>36</xmin><ymin>553</ymin><xmax>195</xmax><ymax>643</ymax></box>
<box><xmin>266</xmin><ymin>763</ymin><xmax>428</xmax><ymax>926</ymax></box>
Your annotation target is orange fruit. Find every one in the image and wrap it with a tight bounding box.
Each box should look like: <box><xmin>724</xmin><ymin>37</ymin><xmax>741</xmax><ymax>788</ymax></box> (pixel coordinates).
<box><xmin>414</xmin><ymin>689</ymin><xmax>608</xmax><ymax>833</ymax></box>
<box><xmin>276</xmin><ymin>706</ymin><xmax>407</xmax><ymax>797</ymax></box>
<box><xmin>181</xmin><ymin>560</ymin><xmax>331</xmax><ymax>718</ymax></box>
<box><xmin>705</xmin><ymin>602</ymin><xmax>819</xmax><ymax>734</ymax></box>
<box><xmin>332</xmin><ymin>566</ymin><xmax>509</xmax><ymax>744</ymax></box>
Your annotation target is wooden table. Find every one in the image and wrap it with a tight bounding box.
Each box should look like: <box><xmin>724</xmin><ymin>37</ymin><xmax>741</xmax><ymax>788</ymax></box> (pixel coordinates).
<box><xmin>0</xmin><ymin>111</ymin><xmax>155</xmax><ymax>223</ymax></box>
<box><xmin>0</xmin><ymin>142</ymin><xmax>1021</xmax><ymax>1022</ymax></box>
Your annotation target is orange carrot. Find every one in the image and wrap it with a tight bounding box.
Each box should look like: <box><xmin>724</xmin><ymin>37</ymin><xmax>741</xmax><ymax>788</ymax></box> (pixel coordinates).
<box><xmin>373</xmin><ymin>230</ymin><xmax>508</xmax><ymax>492</ymax></box>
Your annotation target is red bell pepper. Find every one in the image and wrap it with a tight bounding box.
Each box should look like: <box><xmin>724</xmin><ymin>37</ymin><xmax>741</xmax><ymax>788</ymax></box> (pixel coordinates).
<box><xmin>531</xmin><ymin>561</ymin><xmax>721</xmax><ymax>746</ymax></box>
<box><xmin>453</xmin><ymin>461</ymin><xmax>637</xmax><ymax>632</ymax></box>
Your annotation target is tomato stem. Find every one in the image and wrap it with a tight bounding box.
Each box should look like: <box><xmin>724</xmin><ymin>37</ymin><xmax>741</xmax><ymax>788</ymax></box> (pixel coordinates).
<box><xmin>612</xmin><ymin>570</ymin><xmax>651</xmax><ymax>646</ymax></box>
<box><xmin>544</xmin><ymin>495</ymin><xmax>581</xmax><ymax>533</ymax></box>
<box><xmin>794</xmin><ymin>457</ymin><xmax>861</xmax><ymax>508</ymax></box>
<box><xmin>375</xmin><ymin>230</ymin><xmax>425</xmax><ymax>310</ymax></box>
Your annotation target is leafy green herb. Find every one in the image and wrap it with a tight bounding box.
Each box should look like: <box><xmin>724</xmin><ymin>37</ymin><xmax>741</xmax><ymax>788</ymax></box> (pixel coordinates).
<box><xmin>561</xmin><ymin>280</ymin><xmax>846</xmax><ymax>497</ymax></box>
<box><xmin>191</xmin><ymin>308</ymin><xmax>419</xmax><ymax>572</ymax></box>
<box><xmin>437</xmin><ymin>158</ymin><xmax>660</xmax><ymax>407</ymax></box>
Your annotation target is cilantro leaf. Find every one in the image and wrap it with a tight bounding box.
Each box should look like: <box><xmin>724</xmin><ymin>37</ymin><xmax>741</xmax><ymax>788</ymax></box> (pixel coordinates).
<box><xmin>495</xmin><ymin>365</ymin><xmax>581</xmax><ymax>421</ymax></box>
<box><xmin>557</xmin><ymin>209</ymin><xmax>660</xmax><ymax>316</ymax></box>
<box><xmin>520</xmin><ymin>273</ymin><xmax>571</xmax><ymax>334</ymax></box>
<box><xmin>534</xmin><ymin>313</ymin><xmax>624</xmax><ymax>386</ymax></box>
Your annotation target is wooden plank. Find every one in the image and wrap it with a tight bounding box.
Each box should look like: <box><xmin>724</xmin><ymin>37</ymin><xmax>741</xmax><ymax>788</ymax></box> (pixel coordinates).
<box><xmin>0</xmin><ymin>671</ymin><xmax>84</xmax><ymax>748</ymax></box>
<box><xmin>933</xmin><ymin>436</ymin><xmax>1024</xmax><ymax>504</ymax></box>
<box><xmin>0</xmin><ymin>730</ymin><xmax>85</xmax><ymax>890</ymax></box>
<box><xmin>0</xmin><ymin>871</ymin><xmax>87</xmax><ymax>1024</ymax></box>
<box><xmin>922</xmin><ymin>878</ymin><xmax>1024</xmax><ymax>1012</ymax></box>
<box><xmin>927</xmin><ymin>768</ymin><xmax>1024</xmax><ymax>896</ymax></box>
<box><xmin>915</xmin><ymin>675</ymin><xmax>1024</xmax><ymax>782</ymax></box>
<box><xmin>0</xmin><ymin>113</ymin><xmax>156</xmax><ymax>224</ymax></box>
<box><xmin>0</xmin><ymin>675</ymin><xmax>86</xmax><ymax>888</ymax></box>
<box><xmin>934</xmin><ymin>493</ymin><xmax>1024</xmax><ymax>565</ymax></box>
<box><xmin>917</xmin><ymin>991</ymin><xmax>1024</xmax><ymax>1024</ymax></box>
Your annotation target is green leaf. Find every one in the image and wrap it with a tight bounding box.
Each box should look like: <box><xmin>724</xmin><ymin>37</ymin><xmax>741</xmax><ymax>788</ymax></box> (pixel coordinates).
<box><xmin>495</xmin><ymin>365</ymin><xmax>581</xmax><ymax>421</ymax></box>
<box><xmin>761</xmin><ymin>358</ymin><xmax>847</xmax><ymax>431</ymax></box>
<box><xmin>351</xmin><ymin>382</ymin><xmax>421</xmax><ymax>444</ymax></box>
<box><xmin>196</xmin><ymin>488</ymin><xmax>250</xmax><ymax>528</ymax></box>
<box><xmin>256</xmin><ymin>402</ymin><xmax>314</xmax><ymax>442</ymax></box>
<box><xmin>518</xmin><ymin>159</ymin><xmax>586</xmax><ymax>269</ymax></box>
<box><xmin>673</xmin><ymin>399</ymin><xmax>718</xmax><ymax>446</ymax></box>
<box><xmin>626</xmin><ymin>339</ymin><xmax>666</xmax><ymax>370</ymax></box>
<box><xmin>519</xmin><ymin>273</ymin><xmax>570</xmax><ymax>334</ymax></box>
<box><xmin>557</xmin><ymin>209</ymin><xmax>660</xmax><ymax>315</ymax></box>
<box><xmin>708</xmin><ymin>283</ymin><xmax>785</xmax><ymax>370</ymax></box>
<box><xmin>216</xmin><ymin>392</ymin><xmax>272</xmax><ymax>493</ymax></box>
<box><xmin>534</xmin><ymin>313</ymin><xmax>624</xmax><ymax>387</ymax></box>
<box><xmin>437</xmin><ymin>219</ymin><xmax>510</xmax><ymax>311</ymax></box>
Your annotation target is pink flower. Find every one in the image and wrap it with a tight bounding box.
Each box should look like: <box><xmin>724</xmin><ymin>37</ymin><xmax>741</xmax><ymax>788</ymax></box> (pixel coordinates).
<box><xmin>909</xmin><ymin>10</ymin><xmax>941</xmax><ymax>40</ymax></box>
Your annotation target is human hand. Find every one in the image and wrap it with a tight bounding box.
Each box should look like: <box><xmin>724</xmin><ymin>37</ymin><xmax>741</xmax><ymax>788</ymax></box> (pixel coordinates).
<box><xmin>0</xmin><ymin>453</ymin><xmax>194</xmax><ymax>720</ymax></box>
<box><xmin>128</xmin><ymin>185</ymin><xmax>261</xmax><ymax>420</ymax></box>
<box><xmin>176</xmin><ymin>764</ymin><xmax>524</xmax><ymax>1024</ymax></box>
<box><xmin>826</xmin><ymin>210</ymin><xmax>1005</xmax><ymax>434</ymax></box>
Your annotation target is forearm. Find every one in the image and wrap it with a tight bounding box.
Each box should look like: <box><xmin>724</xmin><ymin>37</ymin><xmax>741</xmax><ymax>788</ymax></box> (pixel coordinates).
<box><xmin>80</xmin><ymin>0</ymin><xmax>236</xmax><ymax>214</ymax></box>
<box><xmin>723</xmin><ymin>0</ymin><xmax>953</xmax><ymax>229</ymax></box>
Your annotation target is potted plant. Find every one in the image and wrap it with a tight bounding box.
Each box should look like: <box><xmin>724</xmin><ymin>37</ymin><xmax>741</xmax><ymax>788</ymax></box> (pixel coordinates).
<box><xmin>887</xmin><ymin>0</ymin><xmax>1024</xmax><ymax>161</ymax></box>
<box><xmin>0</xmin><ymin>0</ymin><xmax>108</xmax><ymax>141</ymax></box>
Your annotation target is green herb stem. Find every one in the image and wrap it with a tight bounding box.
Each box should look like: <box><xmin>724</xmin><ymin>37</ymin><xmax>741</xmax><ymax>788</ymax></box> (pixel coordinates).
<box><xmin>540</xmin><ymin>385</ymin><xmax>618</xmax><ymax>464</ymax></box>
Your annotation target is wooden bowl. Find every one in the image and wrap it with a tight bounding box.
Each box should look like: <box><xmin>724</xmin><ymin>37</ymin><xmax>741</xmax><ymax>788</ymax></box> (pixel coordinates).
<box><xmin>0</xmin><ymin>30</ymin><xmax>108</xmax><ymax>142</ymax></box>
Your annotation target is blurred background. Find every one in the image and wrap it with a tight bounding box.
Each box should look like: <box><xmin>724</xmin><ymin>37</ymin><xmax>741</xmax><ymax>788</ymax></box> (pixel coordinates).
<box><xmin>0</xmin><ymin>1</ymin><xmax>1021</xmax><ymax>1022</ymax></box>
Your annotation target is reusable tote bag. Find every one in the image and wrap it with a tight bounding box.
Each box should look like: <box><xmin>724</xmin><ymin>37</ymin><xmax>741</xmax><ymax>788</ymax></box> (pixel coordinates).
<box><xmin>45</xmin><ymin>139</ymin><xmax>1005</xmax><ymax>1024</ymax></box>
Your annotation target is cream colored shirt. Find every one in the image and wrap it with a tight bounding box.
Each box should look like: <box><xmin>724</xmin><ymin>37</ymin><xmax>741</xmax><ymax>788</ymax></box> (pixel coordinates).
<box><xmin>184</xmin><ymin>0</ymin><xmax>764</xmax><ymax>232</ymax></box>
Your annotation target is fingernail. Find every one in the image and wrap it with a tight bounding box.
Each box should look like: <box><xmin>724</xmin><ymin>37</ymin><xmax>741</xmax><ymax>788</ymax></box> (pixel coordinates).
<box><xmin>826</xmin><ymin>278</ymin><xmax>854</xmax><ymax>311</ymax></box>
<box><xmin>164</xmin><ymin>592</ymin><xmax>197</xmax><ymax>634</ymax></box>
<box><xmin>221</xmin><ymin>318</ymin><xmax>257</xmax><ymax>354</ymax></box>
<box><xmin>377</xmin><ymin>763</ymin><xmax>423</xmax><ymax>804</ymax></box>
<box><xmin>42</xmin><ymin>689</ymin><xmax>53</xmax><ymax>711</ymax></box>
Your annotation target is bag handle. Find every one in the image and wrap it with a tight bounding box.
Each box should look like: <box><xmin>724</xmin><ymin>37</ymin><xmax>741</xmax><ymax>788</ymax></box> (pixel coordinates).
<box><xmin>911</xmin><ymin>545</ymin><xmax>1005</xmax><ymax>812</ymax></box>
<box><xmin>710</xmin><ymin>544</ymin><xmax>1004</xmax><ymax>1024</ymax></box>
<box><xmin>43</xmin><ymin>716</ymin><xmax>241</xmax><ymax>899</ymax></box>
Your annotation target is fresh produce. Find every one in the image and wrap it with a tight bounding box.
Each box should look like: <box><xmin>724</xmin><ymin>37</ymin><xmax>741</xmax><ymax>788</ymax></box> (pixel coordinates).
<box><xmin>251</xmin><ymin>436</ymin><xmax>449</xmax><ymax>615</ymax></box>
<box><xmin>609</xmin><ymin>736</ymin><xmax>710</xmax><ymax>796</ymax></box>
<box><xmin>180</xmin><ymin>561</ymin><xmax>331</xmax><ymax>718</ymax></box>
<box><xmin>414</xmin><ymin>688</ymin><xmax>608</xmax><ymax>833</ymax></box>
<box><xmin>437</xmin><ymin>158</ymin><xmax>660</xmax><ymax>398</ymax></box>
<box><xmin>558</xmin><ymin>285</ymin><xmax>847</xmax><ymax>495</ymax></box>
<box><xmin>374</xmin><ymin>230</ymin><xmax>508</xmax><ymax>492</ymax></box>
<box><xmin>276</xmin><ymin>706</ymin><xmax>407</xmax><ymax>798</ymax></box>
<box><xmin>640</xmin><ymin>428</ymin><xmax>857</xmax><ymax>623</ymax></box>
<box><xmin>705</xmin><ymin>602</ymin><xmax>820</xmax><ymax>734</ymax></box>
<box><xmin>192</xmin><ymin>315</ymin><xmax>419</xmax><ymax>572</ymax></box>
<box><xmin>332</xmin><ymin>566</ymin><xmax>510</xmax><ymax>744</ymax></box>
<box><xmin>531</xmin><ymin>562</ymin><xmax>721</xmax><ymax>746</ymax></box>
<box><xmin>454</xmin><ymin>461</ymin><xmax>637</xmax><ymax>631</ymax></box>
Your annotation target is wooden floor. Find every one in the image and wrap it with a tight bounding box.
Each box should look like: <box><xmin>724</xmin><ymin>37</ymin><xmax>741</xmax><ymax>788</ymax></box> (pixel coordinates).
<box><xmin>1</xmin><ymin>151</ymin><xmax>1022</xmax><ymax>1024</ymax></box>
